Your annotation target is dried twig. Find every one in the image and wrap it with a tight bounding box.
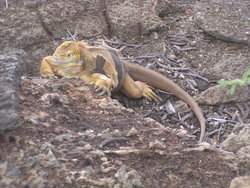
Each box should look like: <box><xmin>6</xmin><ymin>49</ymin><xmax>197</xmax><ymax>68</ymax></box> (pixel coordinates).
<box><xmin>82</xmin><ymin>31</ymin><xmax>103</xmax><ymax>39</ymax></box>
<box><xmin>157</xmin><ymin>62</ymin><xmax>209</xmax><ymax>89</ymax></box>
<box><xmin>167</xmin><ymin>66</ymin><xmax>197</xmax><ymax>74</ymax></box>
<box><xmin>161</xmin><ymin>54</ymin><xmax>177</xmax><ymax>64</ymax></box>
<box><xmin>217</xmin><ymin>124</ymin><xmax>224</xmax><ymax>141</ymax></box>
<box><xmin>182</xmin><ymin>72</ymin><xmax>209</xmax><ymax>84</ymax></box>
<box><xmin>180</xmin><ymin>111</ymin><xmax>194</xmax><ymax>122</ymax></box>
<box><xmin>167</xmin><ymin>35</ymin><xmax>187</xmax><ymax>40</ymax></box>
<box><xmin>100</xmin><ymin>40</ymin><xmax>120</xmax><ymax>53</ymax></box>
<box><xmin>104</xmin><ymin>39</ymin><xmax>141</xmax><ymax>48</ymax></box>
<box><xmin>157</xmin><ymin>62</ymin><xmax>171</xmax><ymax>70</ymax></box>
<box><xmin>179</xmin><ymin>47</ymin><xmax>198</xmax><ymax>51</ymax></box>
<box><xmin>5</xmin><ymin>0</ymin><xmax>8</xmax><ymax>8</ymax></box>
<box><xmin>66</xmin><ymin>29</ymin><xmax>78</xmax><ymax>41</ymax></box>
<box><xmin>100</xmin><ymin>137</ymin><xmax>130</xmax><ymax>148</ymax></box>
<box><xmin>118</xmin><ymin>46</ymin><xmax>127</xmax><ymax>51</ymax></box>
<box><xmin>172</xmin><ymin>117</ymin><xmax>192</xmax><ymax>129</ymax></box>
<box><xmin>219</xmin><ymin>107</ymin><xmax>244</xmax><ymax>124</ymax></box>
<box><xmin>135</xmin><ymin>53</ymin><xmax>162</xmax><ymax>59</ymax></box>
<box><xmin>157</xmin><ymin>89</ymin><xmax>173</xmax><ymax>95</ymax></box>
<box><xmin>157</xmin><ymin>59</ymin><xmax>209</xmax><ymax>99</ymax></box>
<box><xmin>170</xmin><ymin>41</ymin><xmax>188</xmax><ymax>46</ymax></box>
<box><xmin>206</xmin><ymin>129</ymin><xmax>219</xmax><ymax>136</ymax></box>
<box><xmin>207</xmin><ymin>116</ymin><xmax>227</xmax><ymax>124</ymax></box>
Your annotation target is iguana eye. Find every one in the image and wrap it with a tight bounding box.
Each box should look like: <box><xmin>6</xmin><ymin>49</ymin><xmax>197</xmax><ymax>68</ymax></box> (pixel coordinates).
<box><xmin>67</xmin><ymin>53</ymin><xmax>73</xmax><ymax>57</ymax></box>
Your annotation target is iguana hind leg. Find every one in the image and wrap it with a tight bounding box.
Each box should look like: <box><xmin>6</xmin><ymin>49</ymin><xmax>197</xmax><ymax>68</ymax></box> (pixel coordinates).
<box><xmin>120</xmin><ymin>74</ymin><xmax>161</xmax><ymax>101</ymax></box>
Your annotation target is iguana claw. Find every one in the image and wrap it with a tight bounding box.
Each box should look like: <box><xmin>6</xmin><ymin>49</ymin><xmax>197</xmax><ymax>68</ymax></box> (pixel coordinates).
<box><xmin>142</xmin><ymin>85</ymin><xmax>162</xmax><ymax>102</ymax></box>
<box><xmin>90</xmin><ymin>74</ymin><xmax>114</xmax><ymax>97</ymax></box>
<box><xmin>94</xmin><ymin>85</ymin><xmax>111</xmax><ymax>97</ymax></box>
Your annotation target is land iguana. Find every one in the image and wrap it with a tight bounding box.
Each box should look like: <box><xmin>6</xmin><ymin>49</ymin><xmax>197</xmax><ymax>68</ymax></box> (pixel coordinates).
<box><xmin>40</xmin><ymin>41</ymin><xmax>206</xmax><ymax>142</ymax></box>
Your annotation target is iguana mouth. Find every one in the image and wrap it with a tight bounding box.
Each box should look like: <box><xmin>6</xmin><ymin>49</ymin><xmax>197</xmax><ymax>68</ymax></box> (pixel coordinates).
<box><xmin>52</xmin><ymin>59</ymin><xmax>82</xmax><ymax>67</ymax></box>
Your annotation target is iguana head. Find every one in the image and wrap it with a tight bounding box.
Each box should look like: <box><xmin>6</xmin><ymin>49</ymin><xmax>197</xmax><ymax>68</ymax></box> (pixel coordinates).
<box><xmin>51</xmin><ymin>41</ymin><xmax>87</xmax><ymax>67</ymax></box>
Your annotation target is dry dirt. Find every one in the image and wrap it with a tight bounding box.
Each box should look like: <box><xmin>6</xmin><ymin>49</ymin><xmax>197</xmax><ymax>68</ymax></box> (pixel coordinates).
<box><xmin>1</xmin><ymin>79</ymin><xmax>236</xmax><ymax>187</ymax></box>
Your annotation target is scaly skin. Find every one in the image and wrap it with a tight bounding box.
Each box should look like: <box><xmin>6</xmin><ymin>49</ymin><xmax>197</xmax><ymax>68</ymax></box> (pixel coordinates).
<box><xmin>40</xmin><ymin>41</ymin><xmax>206</xmax><ymax>142</ymax></box>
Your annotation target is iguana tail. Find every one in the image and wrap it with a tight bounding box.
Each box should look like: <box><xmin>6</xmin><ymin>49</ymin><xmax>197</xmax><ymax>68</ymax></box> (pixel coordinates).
<box><xmin>125</xmin><ymin>62</ymin><xmax>205</xmax><ymax>142</ymax></box>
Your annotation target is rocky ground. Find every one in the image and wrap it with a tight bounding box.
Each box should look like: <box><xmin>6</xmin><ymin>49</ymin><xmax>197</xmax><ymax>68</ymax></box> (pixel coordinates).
<box><xmin>0</xmin><ymin>0</ymin><xmax>250</xmax><ymax>187</ymax></box>
<box><xmin>0</xmin><ymin>78</ymin><xmax>237</xmax><ymax>187</ymax></box>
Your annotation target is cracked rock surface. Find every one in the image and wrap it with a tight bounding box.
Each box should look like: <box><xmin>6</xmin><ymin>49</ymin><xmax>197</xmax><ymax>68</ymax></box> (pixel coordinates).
<box><xmin>0</xmin><ymin>49</ymin><xmax>26</xmax><ymax>131</ymax></box>
<box><xmin>194</xmin><ymin>1</ymin><xmax>250</xmax><ymax>46</ymax></box>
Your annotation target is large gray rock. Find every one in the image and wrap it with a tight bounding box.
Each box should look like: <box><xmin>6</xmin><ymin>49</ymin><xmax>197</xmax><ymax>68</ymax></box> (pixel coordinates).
<box><xmin>0</xmin><ymin>1</ymin><xmax>107</xmax><ymax>50</ymax></box>
<box><xmin>195</xmin><ymin>84</ymin><xmax>250</xmax><ymax>105</ymax></box>
<box><xmin>0</xmin><ymin>4</ymin><xmax>49</xmax><ymax>50</ymax></box>
<box><xmin>194</xmin><ymin>1</ymin><xmax>250</xmax><ymax>46</ymax></box>
<box><xmin>230</xmin><ymin>176</ymin><xmax>250</xmax><ymax>188</ymax></box>
<box><xmin>0</xmin><ymin>49</ymin><xmax>26</xmax><ymax>131</ymax></box>
<box><xmin>195</xmin><ymin>55</ymin><xmax>250</xmax><ymax>105</ymax></box>
<box><xmin>221</xmin><ymin>123</ymin><xmax>250</xmax><ymax>160</ymax></box>
<box><xmin>210</xmin><ymin>55</ymin><xmax>250</xmax><ymax>81</ymax></box>
<box><xmin>107</xmin><ymin>0</ymin><xmax>165</xmax><ymax>42</ymax></box>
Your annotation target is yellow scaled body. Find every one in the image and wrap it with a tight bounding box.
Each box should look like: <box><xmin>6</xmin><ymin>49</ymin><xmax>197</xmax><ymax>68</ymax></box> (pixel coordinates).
<box><xmin>40</xmin><ymin>41</ymin><xmax>158</xmax><ymax>100</ymax></box>
<box><xmin>40</xmin><ymin>41</ymin><xmax>206</xmax><ymax>142</ymax></box>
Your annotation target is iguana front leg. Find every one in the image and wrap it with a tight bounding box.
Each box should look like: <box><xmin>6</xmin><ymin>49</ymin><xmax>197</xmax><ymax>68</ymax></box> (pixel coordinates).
<box><xmin>120</xmin><ymin>74</ymin><xmax>161</xmax><ymax>101</ymax></box>
<box><xmin>80</xmin><ymin>73</ymin><xmax>115</xmax><ymax>96</ymax></box>
<box><xmin>40</xmin><ymin>56</ymin><xmax>64</xmax><ymax>78</ymax></box>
